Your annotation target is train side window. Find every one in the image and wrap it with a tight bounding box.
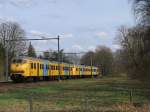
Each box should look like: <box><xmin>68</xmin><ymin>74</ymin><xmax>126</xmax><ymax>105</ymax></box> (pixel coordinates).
<box><xmin>31</xmin><ymin>63</ymin><xmax>33</xmax><ymax>69</ymax></box>
<box><xmin>51</xmin><ymin>66</ymin><xmax>53</xmax><ymax>70</ymax></box>
<box><xmin>34</xmin><ymin>63</ymin><xmax>36</xmax><ymax>69</ymax></box>
<box><xmin>42</xmin><ymin>64</ymin><xmax>44</xmax><ymax>69</ymax></box>
<box><xmin>40</xmin><ymin>64</ymin><xmax>42</xmax><ymax>69</ymax></box>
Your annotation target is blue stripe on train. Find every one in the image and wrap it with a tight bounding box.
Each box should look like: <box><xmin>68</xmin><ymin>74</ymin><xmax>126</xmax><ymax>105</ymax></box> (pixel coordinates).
<box><xmin>43</xmin><ymin>60</ymin><xmax>49</xmax><ymax>76</ymax></box>
<box><xmin>80</xmin><ymin>67</ymin><xmax>84</xmax><ymax>75</ymax></box>
<box><xmin>64</xmin><ymin>69</ymin><xmax>69</xmax><ymax>75</ymax></box>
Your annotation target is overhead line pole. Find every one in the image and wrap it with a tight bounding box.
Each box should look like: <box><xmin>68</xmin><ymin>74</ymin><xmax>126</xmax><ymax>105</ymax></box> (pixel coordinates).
<box><xmin>57</xmin><ymin>35</ymin><xmax>61</xmax><ymax>81</ymax></box>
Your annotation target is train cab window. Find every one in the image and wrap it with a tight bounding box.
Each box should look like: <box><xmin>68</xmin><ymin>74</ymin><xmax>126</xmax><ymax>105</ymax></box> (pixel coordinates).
<box><xmin>56</xmin><ymin>66</ymin><xmax>58</xmax><ymax>70</ymax></box>
<box><xmin>31</xmin><ymin>63</ymin><xmax>33</xmax><ymax>69</ymax></box>
<box><xmin>12</xmin><ymin>59</ymin><xmax>27</xmax><ymax>63</ymax></box>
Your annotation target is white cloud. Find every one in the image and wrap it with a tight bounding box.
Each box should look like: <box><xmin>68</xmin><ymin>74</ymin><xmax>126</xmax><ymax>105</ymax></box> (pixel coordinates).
<box><xmin>87</xmin><ymin>46</ymin><xmax>95</xmax><ymax>51</ymax></box>
<box><xmin>95</xmin><ymin>32</ymin><xmax>109</xmax><ymax>39</ymax></box>
<box><xmin>112</xmin><ymin>44</ymin><xmax>121</xmax><ymax>50</ymax></box>
<box><xmin>5</xmin><ymin>0</ymin><xmax>33</xmax><ymax>7</ymax></box>
<box><xmin>65</xmin><ymin>45</ymin><xmax>96</xmax><ymax>53</ymax></box>
<box><xmin>72</xmin><ymin>45</ymin><xmax>84</xmax><ymax>51</ymax></box>
<box><xmin>29</xmin><ymin>30</ymin><xmax>51</xmax><ymax>37</ymax></box>
<box><xmin>60</xmin><ymin>33</ymin><xmax>73</xmax><ymax>39</ymax></box>
<box><xmin>0</xmin><ymin>16</ymin><xmax>17</xmax><ymax>23</ymax></box>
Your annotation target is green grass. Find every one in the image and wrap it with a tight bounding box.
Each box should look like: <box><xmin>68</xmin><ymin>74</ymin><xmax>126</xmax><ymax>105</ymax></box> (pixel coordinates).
<box><xmin>0</xmin><ymin>77</ymin><xmax>150</xmax><ymax>112</ymax></box>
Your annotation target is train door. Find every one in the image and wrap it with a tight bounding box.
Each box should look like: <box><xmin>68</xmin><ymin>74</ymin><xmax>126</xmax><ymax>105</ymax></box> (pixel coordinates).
<box><xmin>30</xmin><ymin>61</ymin><xmax>35</xmax><ymax>76</ymax></box>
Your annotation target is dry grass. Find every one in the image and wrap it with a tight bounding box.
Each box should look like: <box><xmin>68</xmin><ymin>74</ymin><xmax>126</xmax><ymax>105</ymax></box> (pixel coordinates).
<box><xmin>2</xmin><ymin>102</ymin><xmax>150</xmax><ymax>112</ymax></box>
<box><xmin>0</xmin><ymin>77</ymin><xmax>150</xmax><ymax>112</ymax></box>
<box><xmin>0</xmin><ymin>102</ymin><xmax>28</xmax><ymax>112</ymax></box>
<box><xmin>113</xmin><ymin>102</ymin><xmax>150</xmax><ymax>112</ymax></box>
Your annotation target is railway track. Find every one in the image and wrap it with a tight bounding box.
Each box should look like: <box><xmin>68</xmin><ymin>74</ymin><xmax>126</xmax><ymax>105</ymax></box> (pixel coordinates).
<box><xmin>0</xmin><ymin>78</ymin><xmax>72</xmax><ymax>93</ymax></box>
<box><xmin>0</xmin><ymin>80</ymin><xmax>58</xmax><ymax>93</ymax></box>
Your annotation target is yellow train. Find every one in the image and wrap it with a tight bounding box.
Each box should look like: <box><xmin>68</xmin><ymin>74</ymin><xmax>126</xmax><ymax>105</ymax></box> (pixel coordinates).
<box><xmin>10</xmin><ymin>57</ymin><xmax>100</xmax><ymax>82</ymax></box>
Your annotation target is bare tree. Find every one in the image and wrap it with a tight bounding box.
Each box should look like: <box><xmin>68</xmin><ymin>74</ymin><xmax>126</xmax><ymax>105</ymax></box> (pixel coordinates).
<box><xmin>80</xmin><ymin>46</ymin><xmax>114</xmax><ymax>75</ymax></box>
<box><xmin>132</xmin><ymin>0</ymin><xmax>150</xmax><ymax>25</ymax></box>
<box><xmin>80</xmin><ymin>51</ymin><xmax>94</xmax><ymax>66</ymax></box>
<box><xmin>0</xmin><ymin>21</ymin><xmax>27</xmax><ymax>75</ymax></box>
<box><xmin>116</xmin><ymin>25</ymin><xmax>150</xmax><ymax>81</ymax></box>
<box><xmin>0</xmin><ymin>22</ymin><xmax>27</xmax><ymax>57</ymax></box>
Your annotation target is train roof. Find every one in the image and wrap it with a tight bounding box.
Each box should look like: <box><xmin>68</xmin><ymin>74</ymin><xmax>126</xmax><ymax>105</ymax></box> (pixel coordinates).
<box><xmin>13</xmin><ymin>56</ymin><xmax>98</xmax><ymax>68</ymax></box>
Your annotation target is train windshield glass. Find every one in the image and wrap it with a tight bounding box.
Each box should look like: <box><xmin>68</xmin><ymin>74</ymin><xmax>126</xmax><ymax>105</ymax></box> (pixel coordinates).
<box><xmin>12</xmin><ymin>59</ymin><xmax>26</xmax><ymax>63</ymax></box>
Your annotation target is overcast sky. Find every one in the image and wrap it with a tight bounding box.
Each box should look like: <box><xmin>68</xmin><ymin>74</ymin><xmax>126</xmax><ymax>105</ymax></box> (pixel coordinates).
<box><xmin>0</xmin><ymin>0</ymin><xmax>134</xmax><ymax>53</ymax></box>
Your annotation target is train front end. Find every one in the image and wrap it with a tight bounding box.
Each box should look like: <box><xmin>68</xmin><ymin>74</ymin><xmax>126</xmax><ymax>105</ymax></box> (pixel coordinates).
<box><xmin>10</xmin><ymin>58</ymin><xmax>29</xmax><ymax>82</ymax></box>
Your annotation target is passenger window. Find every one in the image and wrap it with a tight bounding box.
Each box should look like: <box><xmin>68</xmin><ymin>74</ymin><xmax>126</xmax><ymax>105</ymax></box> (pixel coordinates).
<box><xmin>34</xmin><ymin>63</ymin><xmax>36</xmax><ymax>69</ymax></box>
<box><xmin>31</xmin><ymin>63</ymin><xmax>33</xmax><ymax>69</ymax></box>
<box><xmin>42</xmin><ymin>64</ymin><xmax>44</xmax><ymax>69</ymax></box>
<box><xmin>40</xmin><ymin>64</ymin><xmax>42</xmax><ymax>69</ymax></box>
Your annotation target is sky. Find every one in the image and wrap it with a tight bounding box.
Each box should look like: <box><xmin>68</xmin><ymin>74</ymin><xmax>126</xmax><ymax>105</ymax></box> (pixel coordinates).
<box><xmin>0</xmin><ymin>0</ymin><xmax>134</xmax><ymax>53</ymax></box>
